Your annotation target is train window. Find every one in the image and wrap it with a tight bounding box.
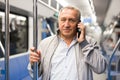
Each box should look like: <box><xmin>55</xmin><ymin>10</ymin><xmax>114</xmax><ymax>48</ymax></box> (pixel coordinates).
<box><xmin>0</xmin><ymin>11</ymin><xmax>28</xmax><ymax>58</ymax></box>
<box><xmin>59</xmin><ymin>4</ymin><xmax>63</xmax><ymax>10</ymax></box>
<box><xmin>51</xmin><ymin>0</ymin><xmax>57</xmax><ymax>9</ymax></box>
<box><xmin>41</xmin><ymin>0</ymin><xmax>48</xmax><ymax>4</ymax></box>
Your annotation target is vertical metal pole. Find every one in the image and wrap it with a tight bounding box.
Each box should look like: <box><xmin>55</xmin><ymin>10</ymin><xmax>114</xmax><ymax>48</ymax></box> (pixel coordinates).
<box><xmin>5</xmin><ymin>0</ymin><xmax>10</xmax><ymax>80</ymax></box>
<box><xmin>108</xmin><ymin>38</ymin><xmax>120</xmax><ymax>80</ymax></box>
<box><xmin>33</xmin><ymin>0</ymin><xmax>38</xmax><ymax>80</ymax></box>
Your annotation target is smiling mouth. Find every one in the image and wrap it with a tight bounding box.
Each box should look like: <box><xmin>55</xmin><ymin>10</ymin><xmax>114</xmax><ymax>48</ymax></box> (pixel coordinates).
<box><xmin>64</xmin><ymin>28</ymin><xmax>71</xmax><ymax>31</ymax></box>
<box><xmin>63</xmin><ymin>29</ymin><xmax>71</xmax><ymax>32</ymax></box>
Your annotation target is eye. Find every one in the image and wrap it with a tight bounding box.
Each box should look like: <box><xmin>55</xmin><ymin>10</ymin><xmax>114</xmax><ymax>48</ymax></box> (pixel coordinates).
<box><xmin>60</xmin><ymin>18</ymin><xmax>66</xmax><ymax>22</ymax></box>
<box><xmin>69</xmin><ymin>19</ymin><xmax>76</xmax><ymax>23</ymax></box>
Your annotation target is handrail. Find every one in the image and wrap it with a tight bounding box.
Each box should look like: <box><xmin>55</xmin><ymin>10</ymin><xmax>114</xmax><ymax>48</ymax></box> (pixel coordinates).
<box><xmin>0</xmin><ymin>41</ymin><xmax>5</xmax><ymax>55</ymax></box>
<box><xmin>46</xmin><ymin>23</ymin><xmax>54</xmax><ymax>36</ymax></box>
<box><xmin>108</xmin><ymin>38</ymin><xmax>120</xmax><ymax>80</ymax></box>
<box><xmin>5</xmin><ymin>0</ymin><xmax>10</xmax><ymax>80</ymax></box>
<box><xmin>33</xmin><ymin>0</ymin><xmax>38</xmax><ymax>80</ymax></box>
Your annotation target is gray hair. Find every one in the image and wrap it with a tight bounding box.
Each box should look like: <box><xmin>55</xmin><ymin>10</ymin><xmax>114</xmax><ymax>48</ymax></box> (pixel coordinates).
<box><xmin>58</xmin><ymin>6</ymin><xmax>81</xmax><ymax>20</ymax></box>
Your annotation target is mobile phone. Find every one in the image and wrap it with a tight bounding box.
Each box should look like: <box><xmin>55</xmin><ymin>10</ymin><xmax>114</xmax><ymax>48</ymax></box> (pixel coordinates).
<box><xmin>77</xmin><ymin>28</ymin><xmax>81</xmax><ymax>38</ymax></box>
<box><xmin>77</xmin><ymin>20</ymin><xmax>81</xmax><ymax>38</ymax></box>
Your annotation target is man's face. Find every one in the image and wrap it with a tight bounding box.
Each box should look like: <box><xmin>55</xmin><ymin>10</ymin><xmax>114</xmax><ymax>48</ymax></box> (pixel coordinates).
<box><xmin>58</xmin><ymin>9</ymin><xmax>79</xmax><ymax>38</ymax></box>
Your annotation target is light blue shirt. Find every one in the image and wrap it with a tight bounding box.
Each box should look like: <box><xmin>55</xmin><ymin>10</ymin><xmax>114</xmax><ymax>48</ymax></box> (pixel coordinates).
<box><xmin>50</xmin><ymin>37</ymin><xmax>78</xmax><ymax>80</ymax></box>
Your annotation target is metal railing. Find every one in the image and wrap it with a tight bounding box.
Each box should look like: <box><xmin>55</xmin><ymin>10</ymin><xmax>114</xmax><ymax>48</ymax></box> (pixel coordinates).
<box><xmin>0</xmin><ymin>41</ymin><xmax>5</xmax><ymax>55</ymax></box>
<box><xmin>4</xmin><ymin>0</ymin><xmax>10</xmax><ymax>80</ymax></box>
<box><xmin>108</xmin><ymin>38</ymin><xmax>120</xmax><ymax>80</ymax></box>
<box><xmin>33</xmin><ymin>0</ymin><xmax>38</xmax><ymax>80</ymax></box>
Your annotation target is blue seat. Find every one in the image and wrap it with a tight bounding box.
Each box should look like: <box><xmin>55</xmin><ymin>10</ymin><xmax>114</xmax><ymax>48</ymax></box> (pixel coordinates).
<box><xmin>0</xmin><ymin>53</ymin><xmax>32</xmax><ymax>80</ymax></box>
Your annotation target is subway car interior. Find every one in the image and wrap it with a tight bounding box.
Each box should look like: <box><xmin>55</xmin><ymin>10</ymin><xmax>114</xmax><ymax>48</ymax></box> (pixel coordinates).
<box><xmin>0</xmin><ymin>0</ymin><xmax>120</xmax><ymax>80</ymax></box>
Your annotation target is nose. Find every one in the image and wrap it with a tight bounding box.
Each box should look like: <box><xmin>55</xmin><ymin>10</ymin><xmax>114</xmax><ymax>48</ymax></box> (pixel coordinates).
<box><xmin>64</xmin><ymin>20</ymin><xmax>70</xmax><ymax>27</ymax></box>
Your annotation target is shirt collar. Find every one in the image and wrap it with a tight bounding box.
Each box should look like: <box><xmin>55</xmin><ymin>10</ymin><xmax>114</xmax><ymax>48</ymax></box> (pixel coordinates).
<box><xmin>58</xmin><ymin>35</ymin><xmax>77</xmax><ymax>47</ymax></box>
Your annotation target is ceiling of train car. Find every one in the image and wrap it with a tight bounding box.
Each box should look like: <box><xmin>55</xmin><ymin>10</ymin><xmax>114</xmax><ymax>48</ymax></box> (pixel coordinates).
<box><xmin>93</xmin><ymin>0</ymin><xmax>111</xmax><ymax>26</ymax></box>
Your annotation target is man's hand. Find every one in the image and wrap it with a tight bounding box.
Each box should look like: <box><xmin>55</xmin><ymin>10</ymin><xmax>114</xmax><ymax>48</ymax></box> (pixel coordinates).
<box><xmin>29</xmin><ymin>47</ymin><xmax>41</xmax><ymax>65</ymax></box>
<box><xmin>77</xmin><ymin>22</ymin><xmax>86</xmax><ymax>43</ymax></box>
